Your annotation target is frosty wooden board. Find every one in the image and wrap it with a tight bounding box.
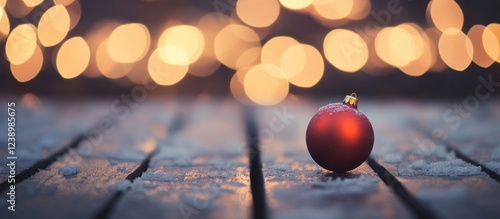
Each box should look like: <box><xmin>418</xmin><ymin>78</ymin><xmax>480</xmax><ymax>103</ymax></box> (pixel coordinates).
<box><xmin>0</xmin><ymin>98</ymin><xmax>109</xmax><ymax>182</ymax></box>
<box><xmin>365</xmin><ymin>101</ymin><xmax>500</xmax><ymax>219</ymax></box>
<box><xmin>110</xmin><ymin>99</ymin><xmax>252</xmax><ymax>219</ymax></box>
<box><xmin>1</xmin><ymin>97</ymin><xmax>500</xmax><ymax>219</ymax></box>
<box><xmin>0</xmin><ymin>101</ymin><xmax>179</xmax><ymax>218</ymax></box>
<box><xmin>257</xmin><ymin>99</ymin><xmax>412</xmax><ymax>219</ymax></box>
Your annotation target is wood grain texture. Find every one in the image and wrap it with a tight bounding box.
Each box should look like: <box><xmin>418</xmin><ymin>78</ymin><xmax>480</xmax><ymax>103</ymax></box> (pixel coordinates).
<box><xmin>0</xmin><ymin>101</ymin><xmax>178</xmax><ymax>218</ymax></box>
<box><xmin>1</xmin><ymin>97</ymin><xmax>500</xmax><ymax>219</ymax></box>
<box><xmin>111</xmin><ymin>99</ymin><xmax>252</xmax><ymax>219</ymax></box>
<box><xmin>0</xmin><ymin>99</ymin><xmax>109</xmax><ymax>182</ymax></box>
<box><xmin>366</xmin><ymin>101</ymin><xmax>500</xmax><ymax>219</ymax></box>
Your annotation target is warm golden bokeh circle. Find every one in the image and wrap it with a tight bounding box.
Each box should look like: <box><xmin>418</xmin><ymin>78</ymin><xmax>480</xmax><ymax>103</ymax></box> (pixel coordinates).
<box><xmin>468</xmin><ymin>25</ymin><xmax>495</xmax><ymax>68</ymax></box>
<box><xmin>281</xmin><ymin>44</ymin><xmax>324</xmax><ymax>88</ymax></box>
<box><xmin>57</xmin><ymin>37</ymin><xmax>90</xmax><ymax>79</ymax></box>
<box><xmin>237</xmin><ymin>0</ymin><xmax>280</xmax><ymax>28</ymax></box>
<box><xmin>107</xmin><ymin>23</ymin><xmax>151</xmax><ymax>63</ymax></box>
<box><xmin>23</xmin><ymin>0</ymin><xmax>44</xmax><ymax>7</ymax></box>
<box><xmin>312</xmin><ymin>0</ymin><xmax>353</xmax><ymax>20</ymax></box>
<box><xmin>158</xmin><ymin>25</ymin><xmax>205</xmax><ymax>65</ymax></box>
<box><xmin>97</xmin><ymin>39</ymin><xmax>134</xmax><ymax>79</ymax></box>
<box><xmin>438</xmin><ymin>28</ymin><xmax>473</xmax><ymax>71</ymax></box>
<box><xmin>483</xmin><ymin>23</ymin><xmax>500</xmax><ymax>62</ymax></box>
<box><xmin>244</xmin><ymin>64</ymin><xmax>289</xmax><ymax>105</ymax></box>
<box><xmin>10</xmin><ymin>45</ymin><xmax>43</xmax><ymax>82</ymax></box>
<box><xmin>53</xmin><ymin>0</ymin><xmax>76</xmax><ymax>6</ymax></box>
<box><xmin>148</xmin><ymin>48</ymin><xmax>189</xmax><ymax>86</ymax></box>
<box><xmin>214</xmin><ymin>24</ymin><xmax>261</xmax><ymax>69</ymax></box>
<box><xmin>428</xmin><ymin>0</ymin><xmax>464</xmax><ymax>34</ymax></box>
<box><xmin>375</xmin><ymin>25</ymin><xmax>423</xmax><ymax>68</ymax></box>
<box><xmin>6</xmin><ymin>24</ymin><xmax>38</xmax><ymax>65</ymax></box>
<box><xmin>324</xmin><ymin>29</ymin><xmax>368</xmax><ymax>72</ymax></box>
<box><xmin>261</xmin><ymin>36</ymin><xmax>300</xmax><ymax>78</ymax></box>
<box><xmin>38</xmin><ymin>5</ymin><xmax>70</xmax><ymax>47</ymax></box>
<box><xmin>279</xmin><ymin>0</ymin><xmax>313</xmax><ymax>10</ymax></box>
<box><xmin>0</xmin><ymin>5</ymin><xmax>10</xmax><ymax>41</ymax></box>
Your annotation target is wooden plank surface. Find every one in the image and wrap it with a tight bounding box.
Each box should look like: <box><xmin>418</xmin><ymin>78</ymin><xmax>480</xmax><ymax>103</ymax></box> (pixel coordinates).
<box><xmin>0</xmin><ymin>100</ymin><xmax>178</xmax><ymax>218</ymax></box>
<box><xmin>257</xmin><ymin>98</ymin><xmax>411</xmax><ymax>219</ymax></box>
<box><xmin>1</xmin><ymin>96</ymin><xmax>500</xmax><ymax>219</ymax></box>
<box><xmin>439</xmin><ymin>101</ymin><xmax>500</xmax><ymax>174</ymax></box>
<box><xmin>365</xmin><ymin>101</ymin><xmax>500</xmax><ymax>219</ymax></box>
<box><xmin>110</xmin><ymin>99</ymin><xmax>252</xmax><ymax>219</ymax></box>
<box><xmin>0</xmin><ymin>98</ymin><xmax>109</xmax><ymax>182</ymax></box>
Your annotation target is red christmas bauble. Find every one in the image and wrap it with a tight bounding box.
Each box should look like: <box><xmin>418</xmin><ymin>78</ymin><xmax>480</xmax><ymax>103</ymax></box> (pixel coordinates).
<box><xmin>306</xmin><ymin>93</ymin><xmax>374</xmax><ymax>172</ymax></box>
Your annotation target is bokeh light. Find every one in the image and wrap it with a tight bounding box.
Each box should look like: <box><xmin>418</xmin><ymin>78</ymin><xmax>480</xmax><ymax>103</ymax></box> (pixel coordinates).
<box><xmin>148</xmin><ymin>48</ymin><xmax>189</xmax><ymax>86</ymax></box>
<box><xmin>0</xmin><ymin>0</ymin><xmax>497</xmax><ymax>103</ymax></box>
<box><xmin>425</xmin><ymin>27</ymin><xmax>448</xmax><ymax>72</ymax></box>
<box><xmin>53</xmin><ymin>0</ymin><xmax>76</xmax><ymax>6</ymax></box>
<box><xmin>23</xmin><ymin>0</ymin><xmax>43</xmax><ymax>7</ymax></box>
<box><xmin>427</xmin><ymin>0</ymin><xmax>464</xmax><ymax>34</ymax></box>
<box><xmin>281</xmin><ymin>44</ymin><xmax>324</xmax><ymax>88</ymax></box>
<box><xmin>312</xmin><ymin>0</ymin><xmax>353</xmax><ymax>20</ymax></box>
<box><xmin>38</xmin><ymin>5</ymin><xmax>70</xmax><ymax>47</ymax></box>
<box><xmin>362</xmin><ymin>33</ymin><xmax>392</xmax><ymax>76</ymax></box>
<box><xmin>20</xmin><ymin>93</ymin><xmax>41</xmax><ymax>109</ymax></box>
<box><xmin>83</xmin><ymin>21</ymin><xmax>120</xmax><ymax>78</ymax></box>
<box><xmin>189</xmin><ymin>13</ymin><xmax>223</xmax><ymax>77</ymax></box>
<box><xmin>438</xmin><ymin>28</ymin><xmax>473</xmax><ymax>71</ymax></box>
<box><xmin>214</xmin><ymin>24</ymin><xmax>261</xmax><ymax>69</ymax></box>
<box><xmin>375</xmin><ymin>25</ymin><xmax>423</xmax><ymax>67</ymax></box>
<box><xmin>230</xmin><ymin>67</ymin><xmax>252</xmax><ymax>105</ymax></box>
<box><xmin>235</xmin><ymin>46</ymin><xmax>262</xmax><ymax>69</ymax></box>
<box><xmin>6</xmin><ymin>24</ymin><xmax>38</xmax><ymax>65</ymax></box>
<box><xmin>399</xmin><ymin>27</ymin><xmax>433</xmax><ymax>77</ymax></box>
<box><xmin>261</xmin><ymin>36</ymin><xmax>300</xmax><ymax>78</ymax></box>
<box><xmin>347</xmin><ymin>0</ymin><xmax>371</xmax><ymax>20</ymax></box>
<box><xmin>96</xmin><ymin>39</ymin><xmax>134</xmax><ymax>79</ymax></box>
<box><xmin>10</xmin><ymin>45</ymin><xmax>43</xmax><ymax>82</ymax></box>
<box><xmin>244</xmin><ymin>64</ymin><xmax>289</xmax><ymax>105</ymax></box>
<box><xmin>158</xmin><ymin>25</ymin><xmax>204</xmax><ymax>65</ymax></box>
<box><xmin>56</xmin><ymin>37</ymin><xmax>90</xmax><ymax>79</ymax></box>
<box><xmin>279</xmin><ymin>0</ymin><xmax>313</xmax><ymax>10</ymax></box>
<box><xmin>236</xmin><ymin>0</ymin><xmax>280</xmax><ymax>28</ymax></box>
<box><xmin>7</xmin><ymin>0</ymin><xmax>33</xmax><ymax>18</ymax></box>
<box><xmin>483</xmin><ymin>23</ymin><xmax>500</xmax><ymax>63</ymax></box>
<box><xmin>324</xmin><ymin>29</ymin><xmax>368</xmax><ymax>72</ymax></box>
<box><xmin>468</xmin><ymin>25</ymin><xmax>495</xmax><ymax>68</ymax></box>
<box><xmin>0</xmin><ymin>5</ymin><xmax>9</xmax><ymax>41</ymax></box>
<box><xmin>107</xmin><ymin>23</ymin><xmax>150</xmax><ymax>63</ymax></box>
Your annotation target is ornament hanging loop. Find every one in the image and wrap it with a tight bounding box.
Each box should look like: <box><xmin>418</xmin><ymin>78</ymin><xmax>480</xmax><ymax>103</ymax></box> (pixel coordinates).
<box><xmin>343</xmin><ymin>93</ymin><xmax>359</xmax><ymax>108</ymax></box>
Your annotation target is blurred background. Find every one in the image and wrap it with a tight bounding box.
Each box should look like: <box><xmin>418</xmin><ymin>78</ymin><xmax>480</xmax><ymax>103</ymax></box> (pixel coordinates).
<box><xmin>1</xmin><ymin>0</ymin><xmax>500</xmax><ymax>103</ymax></box>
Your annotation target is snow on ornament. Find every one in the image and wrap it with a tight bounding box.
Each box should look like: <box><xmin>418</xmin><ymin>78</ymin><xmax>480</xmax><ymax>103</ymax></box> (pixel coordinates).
<box><xmin>306</xmin><ymin>93</ymin><xmax>374</xmax><ymax>172</ymax></box>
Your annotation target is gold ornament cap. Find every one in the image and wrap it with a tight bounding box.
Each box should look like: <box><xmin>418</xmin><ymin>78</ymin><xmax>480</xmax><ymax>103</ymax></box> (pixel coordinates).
<box><xmin>343</xmin><ymin>93</ymin><xmax>358</xmax><ymax>108</ymax></box>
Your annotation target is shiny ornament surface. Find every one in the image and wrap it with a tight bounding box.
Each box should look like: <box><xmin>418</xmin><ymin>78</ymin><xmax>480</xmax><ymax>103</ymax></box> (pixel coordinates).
<box><xmin>306</xmin><ymin>94</ymin><xmax>374</xmax><ymax>172</ymax></box>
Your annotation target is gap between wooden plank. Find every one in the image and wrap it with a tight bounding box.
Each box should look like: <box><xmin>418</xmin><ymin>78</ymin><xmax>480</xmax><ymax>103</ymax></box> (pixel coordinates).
<box><xmin>445</xmin><ymin>145</ymin><xmax>500</xmax><ymax>183</ymax></box>
<box><xmin>92</xmin><ymin>114</ymin><xmax>186</xmax><ymax>219</ymax></box>
<box><xmin>366</xmin><ymin>157</ymin><xmax>438</xmax><ymax>219</ymax></box>
<box><xmin>414</xmin><ymin>121</ymin><xmax>500</xmax><ymax>184</ymax></box>
<box><xmin>244</xmin><ymin>107</ymin><xmax>268</xmax><ymax>219</ymax></box>
<box><xmin>0</xmin><ymin>132</ymin><xmax>87</xmax><ymax>191</ymax></box>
